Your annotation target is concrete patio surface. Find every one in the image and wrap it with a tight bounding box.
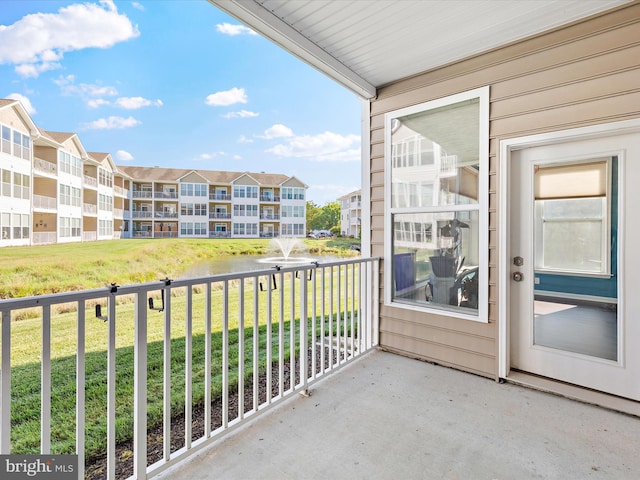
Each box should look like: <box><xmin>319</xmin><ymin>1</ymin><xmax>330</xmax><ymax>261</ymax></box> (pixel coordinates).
<box><xmin>157</xmin><ymin>349</ymin><xmax>640</xmax><ymax>480</ymax></box>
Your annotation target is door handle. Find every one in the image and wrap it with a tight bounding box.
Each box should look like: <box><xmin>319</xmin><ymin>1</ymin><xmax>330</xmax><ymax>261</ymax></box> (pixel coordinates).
<box><xmin>512</xmin><ymin>272</ymin><xmax>524</xmax><ymax>282</ymax></box>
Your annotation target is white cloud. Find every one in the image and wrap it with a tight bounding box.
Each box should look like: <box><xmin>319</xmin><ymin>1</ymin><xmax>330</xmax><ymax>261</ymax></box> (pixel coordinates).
<box><xmin>55</xmin><ymin>75</ymin><xmax>118</xmax><ymax>97</ymax></box>
<box><xmin>194</xmin><ymin>152</ymin><xmax>229</xmax><ymax>161</ymax></box>
<box><xmin>238</xmin><ymin>135</ymin><xmax>254</xmax><ymax>144</ymax></box>
<box><xmin>222</xmin><ymin>110</ymin><xmax>259</xmax><ymax>119</ymax></box>
<box><xmin>259</xmin><ymin>124</ymin><xmax>293</xmax><ymax>139</ymax></box>
<box><xmin>0</xmin><ymin>1</ymin><xmax>139</xmax><ymax>78</ymax></box>
<box><xmin>116</xmin><ymin>149</ymin><xmax>134</xmax><ymax>161</ymax></box>
<box><xmin>216</xmin><ymin>23</ymin><xmax>257</xmax><ymax>36</ymax></box>
<box><xmin>131</xmin><ymin>2</ymin><xmax>144</xmax><ymax>10</ymax></box>
<box><xmin>7</xmin><ymin>93</ymin><xmax>36</xmax><ymax>115</ymax></box>
<box><xmin>87</xmin><ymin>98</ymin><xmax>110</xmax><ymax>108</ymax></box>
<box><xmin>114</xmin><ymin>97</ymin><xmax>163</xmax><ymax>109</ymax></box>
<box><xmin>205</xmin><ymin>87</ymin><xmax>247</xmax><ymax>107</ymax></box>
<box><xmin>267</xmin><ymin>131</ymin><xmax>360</xmax><ymax>161</ymax></box>
<box><xmin>81</xmin><ymin>116</ymin><xmax>140</xmax><ymax>130</ymax></box>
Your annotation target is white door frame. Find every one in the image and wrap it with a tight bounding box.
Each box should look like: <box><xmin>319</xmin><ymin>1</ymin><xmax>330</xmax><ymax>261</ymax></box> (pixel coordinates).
<box><xmin>498</xmin><ymin>118</ymin><xmax>640</xmax><ymax>379</ymax></box>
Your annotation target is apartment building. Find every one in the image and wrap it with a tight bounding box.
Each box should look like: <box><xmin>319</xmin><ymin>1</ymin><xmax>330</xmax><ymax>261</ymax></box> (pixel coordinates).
<box><xmin>118</xmin><ymin>166</ymin><xmax>307</xmax><ymax>239</ymax></box>
<box><xmin>1</xmin><ymin>98</ymin><xmax>307</xmax><ymax>247</ymax></box>
<box><xmin>338</xmin><ymin>189</ymin><xmax>361</xmax><ymax>238</ymax></box>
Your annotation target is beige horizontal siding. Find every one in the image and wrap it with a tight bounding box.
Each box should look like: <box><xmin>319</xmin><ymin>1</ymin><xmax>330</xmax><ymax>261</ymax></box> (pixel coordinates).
<box><xmin>369</xmin><ymin>2</ymin><xmax>640</xmax><ymax>379</ymax></box>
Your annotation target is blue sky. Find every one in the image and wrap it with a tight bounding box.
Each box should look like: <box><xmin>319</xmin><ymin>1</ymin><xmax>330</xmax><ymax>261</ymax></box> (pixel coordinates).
<box><xmin>0</xmin><ymin>0</ymin><xmax>363</xmax><ymax>205</ymax></box>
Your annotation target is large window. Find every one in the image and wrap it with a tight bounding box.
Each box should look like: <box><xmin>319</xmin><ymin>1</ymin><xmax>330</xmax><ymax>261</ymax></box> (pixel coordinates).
<box><xmin>384</xmin><ymin>87</ymin><xmax>489</xmax><ymax>321</ymax></box>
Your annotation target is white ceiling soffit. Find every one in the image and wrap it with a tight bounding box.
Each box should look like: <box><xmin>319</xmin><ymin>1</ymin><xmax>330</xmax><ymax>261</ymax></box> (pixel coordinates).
<box><xmin>208</xmin><ymin>0</ymin><xmax>630</xmax><ymax>99</ymax></box>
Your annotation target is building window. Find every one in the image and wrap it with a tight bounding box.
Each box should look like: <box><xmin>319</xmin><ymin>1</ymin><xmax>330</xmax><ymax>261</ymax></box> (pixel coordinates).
<box><xmin>282</xmin><ymin>187</ymin><xmax>305</xmax><ymax>200</ymax></box>
<box><xmin>180</xmin><ymin>183</ymin><xmax>206</xmax><ymax>197</ymax></box>
<box><xmin>194</xmin><ymin>203</ymin><xmax>207</xmax><ymax>216</ymax></box>
<box><xmin>533</xmin><ymin>159</ymin><xmax>611</xmax><ymax>276</ymax></box>
<box><xmin>384</xmin><ymin>87</ymin><xmax>489</xmax><ymax>321</ymax></box>
<box><xmin>1</xmin><ymin>125</ymin><xmax>10</xmax><ymax>154</ymax></box>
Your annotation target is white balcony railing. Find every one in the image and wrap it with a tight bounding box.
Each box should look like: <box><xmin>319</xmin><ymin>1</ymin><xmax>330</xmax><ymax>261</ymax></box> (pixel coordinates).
<box><xmin>33</xmin><ymin>194</ymin><xmax>57</xmax><ymax>210</ymax></box>
<box><xmin>32</xmin><ymin>231</ymin><xmax>57</xmax><ymax>245</ymax></box>
<box><xmin>0</xmin><ymin>257</ymin><xmax>379</xmax><ymax>479</ymax></box>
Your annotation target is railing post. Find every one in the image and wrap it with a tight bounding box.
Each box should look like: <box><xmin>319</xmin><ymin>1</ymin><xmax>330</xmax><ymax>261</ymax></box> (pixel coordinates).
<box><xmin>204</xmin><ymin>283</ymin><xmax>212</xmax><ymax>437</ymax></box>
<box><xmin>253</xmin><ymin>275</ymin><xmax>259</xmax><ymax>412</ymax></box>
<box><xmin>300</xmin><ymin>268</ymin><xmax>308</xmax><ymax>393</ymax></box>
<box><xmin>222</xmin><ymin>280</ymin><xmax>229</xmax><ymax>428</ymax></box>
<box><xmin>76</xmin><ymin>302</ymin><xmax>86</xmax><ymax>480</ymax></box>
<box><xmin>41</xmin><ymin>305</ymin><xmax>51</xmax><ymax>454</ymax></box>
<box><xmin>133</xmin><ymin>292</ymin><xmax>148</xmax><ymax>479</ymax></box>
<box><xmin>185</xmin><ymin>287</ymin><xmax>193</xmax><ymax>450</ymax></box>
<box><xmin>0</xmin><ymin>309</ymin><xmax>11</xmax><ymax>454</ymax></box>
<box><xmin>107</xmin><ymin>295</ymin><xmax>117</xmax><ymax>480</ymax></box>
<box><xmin>163</xmin><ymin>287</ymin><xmax>172</xmax><ymax>462</ymax></box>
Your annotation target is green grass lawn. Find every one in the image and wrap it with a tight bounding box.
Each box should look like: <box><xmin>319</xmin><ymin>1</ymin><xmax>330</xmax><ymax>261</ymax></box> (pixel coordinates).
<box><xmin>1</xmin><ymin>239</ymin><xmax>363</xmax><ymax>461</ymax></box>
<box><xmin>0</xmin><ymin>237</ymin><xmax>359</xmax><ymax>298</ymax></box>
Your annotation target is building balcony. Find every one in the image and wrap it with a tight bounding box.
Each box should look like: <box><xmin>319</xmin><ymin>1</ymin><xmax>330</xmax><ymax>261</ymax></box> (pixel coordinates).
<box><xmin>132</xmin><ymin>211</ymin><xmax>153</xmax><ymax>219</ymax></box>
<box><xmin>32</xmin><ymin>231</ymin><xmax>56</xmax><ymax>245</ymax></box>
<box><xmin>209</xmin><ymin>194</ymin><xmax>231</xmax><ymax>201</ymax></box>
<box><xmin>132</xmin><ymin>191</ymin><xmax>153</xmax><ymax>199</ymax></box>
<box><xmin>82</xmin><ymin>231</ymin><xmax>97</xmax><ymax>242</ymax></box>
<box><xmin>259</xmin><ymin>231</ymin><xmax>279</xmax><ymax>238</ymax></box>
<box><xmin>113</xmin><ymin>208</ymin><xmax>124</xmax><ymax>219</ymax></box>
<box><xmin>259</xmin><ymin>213</ymin><xmax>280</xmax><ymax>220</ymax></box>
<box><xmin>260</xmin><ymin>195</ymin><xmax>280</xmax><ymax>202</ymax></box>
<box><xmin>114</xmin><ymin>186</ymin><xmax>126</xmax><ymax>197</ymax></box>
<box><xmin>33</xmin><ymin>194</ymin><xmax>57</xmax><ymax>211</ymax></box>
<box><xmin>209</xmin><ymin>231</ymin><xmax>231</xmax><ymax>238</ymax></box>
<box><xmin>154</xmin><ymin>191</ymin><xmax>178</xmax><ymax>199</ymax></box>
<box><xmin>209</xmin><ymin>212</ymin><xmax>231</xmax><ymax>220</ymax></box>
<box><xmin>155</xmin><ymin>212</ymin><xmax>178</xmax><ymax>219</ymax></box>
<box><xmin>83</xmin><ymin>175</ymin><xmax>98</xmax><ymax>188</ymax></box>
<box><xmin>83</xmin><ymin>203</ymin><xmax>97</xmax><ymax>215</ymax></box>
<box><xmin>33</xmin><ymin>158</ymin><xmax>57</xmax><ymax>176</ymax></box>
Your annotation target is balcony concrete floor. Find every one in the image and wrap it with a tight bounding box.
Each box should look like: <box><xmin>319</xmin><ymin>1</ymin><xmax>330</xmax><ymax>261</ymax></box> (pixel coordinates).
<box><xmin>157</xmin><ymin>350</ymin><xmax>640</xmax><ymax>480</ymax></box>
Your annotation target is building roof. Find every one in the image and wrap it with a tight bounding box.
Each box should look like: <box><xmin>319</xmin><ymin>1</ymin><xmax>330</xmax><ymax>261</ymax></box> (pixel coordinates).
<box><xmin>209</xmin><ymin>0</ymin><xmax>630</xmax><ymax>99</ymax></box>
<box><xmin>118</xmin><ymin>165</ymin><xmax>296</xmax><ymax>186</ymax></box>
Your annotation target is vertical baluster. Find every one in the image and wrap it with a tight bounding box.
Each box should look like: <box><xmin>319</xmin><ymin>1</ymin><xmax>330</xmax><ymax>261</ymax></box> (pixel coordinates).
<box><xmin>278</xmin><ymin>272</ymin><xmax>284</xmax><ymax>398</ymax></box>
<box><xmin>289</xmin><ymin>273</ymin><xmax>295</xmax><ymax>391</ymax></box>
<box><xmin>238</xmin><ymin>279</ymin><xmax>244</xmax><ymax>420</ymax></box>
<box><xmin>222</xmin><ymin>280</ymin><xmax>229</xmax><ymax>428</ymax></box>
<box><xmin>107</xmin><ymin>295</ymin><xmax>116</xmax><ymax>480</ymax></box>
<box><xmin>266</xmin><ymin>275</ymin><xmax>273</xmax><ymax>405</ymax></box>
<box><xmin>357</xmin><ymin>262</ymin><xmax>363</xmax><ymax>354</ymax></box>
<box><xmin>76</xmin><ymin>302</ymin><xmax>86</xmax><ymax>479</ymax></box>
<box><xmin>350</xmin><ymin>262</ymin><xmax>356</xmax><ymax>358</ymax></box>
<box><xmin>336</xmin><ymin>265</ymin><xmax>342</xmax><ymax>364</ymax></box>
<box><xmin>328</xmin><ymin>266</ymin><xmax>334</xmax><ymax>370</ymax></box>
<box><xmin>311</xmin><ymin>265</ymin><xmax>317</xmax><ymax>379</ymax></box>
<box><xmin>320</xmin><ymin>267</ymin><xmax>326</xmax><ymax>374</ymax></box>
<box><xmin>253</xmin><ymin>275</ymin><xmax>259</xmax><ymax>412</ymax></box>
<box><xmin>373</xmin><ymin>260</ymin><xmax>380</xmax><ymax>347</ymax></box>
<box><xmin>133</xmin><ymin>293</ymin><xmax>148</xmax><ymax>479</ymax></box>
<box><xmin>300</xmin><ymin>269</ymin><xmax>308</xmax><ymax>391</ymax></box>
<box><xmin>41</xmin><ymin>305</ymin><xmax>51</xmax><ymax>453</ymax></box>
<box><xmin>204</xmin><ymin>283</ymin><xmax>212</xmax><ymax>437</ymax></box>
<box><xmin>185</xmin><ymin>287</ymin><xmax>192</xmax><ymax>449</ymax></box>
<box><xmin>0</xmin><ymin>309</ymin><xmax>10</xmax><ymax>454</ymax></box>
<box><xmin>343</xmin><ymin>264</ymin><xmax>349</xmax><ymax>362</ymax></box>
<box><xmin>163</xmin><ymin>288</ymin><xmax>172</xmax><ymax>461</ymax></box>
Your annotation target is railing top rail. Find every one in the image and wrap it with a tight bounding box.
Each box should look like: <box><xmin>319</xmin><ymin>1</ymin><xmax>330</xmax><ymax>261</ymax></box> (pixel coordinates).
<box><xmin>0</xmin><ymin>257</ymin><xmax>380</xmax><ymax>309</ymax></box>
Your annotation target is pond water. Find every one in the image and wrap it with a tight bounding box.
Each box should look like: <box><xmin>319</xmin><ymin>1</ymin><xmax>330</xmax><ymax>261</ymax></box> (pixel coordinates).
<box><xmin>179</xmin><ymin>255</ymin><xmax>343</xmax><ymax>278</ymax></box>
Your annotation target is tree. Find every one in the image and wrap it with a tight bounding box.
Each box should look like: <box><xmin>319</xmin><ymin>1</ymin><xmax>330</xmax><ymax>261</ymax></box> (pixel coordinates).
<box><xmin>307</xmin><ymin>201</ymin><xmax>340</xmax><ymax>232</ymax></box>
<box><xmin>306</xmin><ymin>201</ymin><xmax>322</xmax><ymax>232</ymax></box>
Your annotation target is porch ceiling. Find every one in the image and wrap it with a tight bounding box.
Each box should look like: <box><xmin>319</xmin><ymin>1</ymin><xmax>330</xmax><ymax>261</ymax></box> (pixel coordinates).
<box><xmin>208</xmin><ymin>0</ymin><xmax>630</xmax><ymax>99</ymax></box>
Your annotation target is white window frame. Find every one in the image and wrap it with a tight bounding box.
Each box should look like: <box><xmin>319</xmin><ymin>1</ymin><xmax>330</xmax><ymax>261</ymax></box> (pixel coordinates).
<box><xmin>383</xmin><ymin>86</ymin><xmax>489</xmax><ymax>323</ymax></box>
